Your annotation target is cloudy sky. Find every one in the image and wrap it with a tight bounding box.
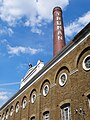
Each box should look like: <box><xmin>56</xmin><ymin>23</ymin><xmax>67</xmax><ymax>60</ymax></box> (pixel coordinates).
<box><xmin>0</xmin><ymin>0</ymin><xmax>90</xmax><ymax>107</ymax></box>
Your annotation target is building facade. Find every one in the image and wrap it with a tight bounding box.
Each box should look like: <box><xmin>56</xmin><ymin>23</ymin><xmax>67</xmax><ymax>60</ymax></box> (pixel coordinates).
<box><xmin>0</xmin><ymin>7</ymin><xmax>90</xmax><ymax>120</ymax></box>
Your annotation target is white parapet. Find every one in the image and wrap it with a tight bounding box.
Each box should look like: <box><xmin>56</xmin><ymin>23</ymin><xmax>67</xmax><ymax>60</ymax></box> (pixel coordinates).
<box><xmin>20</xmin><ymin>60</ymin><xmax>44</xmax><ymax>89</ymax></box>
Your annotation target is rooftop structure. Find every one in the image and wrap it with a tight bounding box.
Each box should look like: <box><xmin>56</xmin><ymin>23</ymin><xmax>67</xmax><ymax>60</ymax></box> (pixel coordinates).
<box><xmin>20</xmin><ymin>60</ymin><xmax>44</xmax><ymax>88</ymax></box>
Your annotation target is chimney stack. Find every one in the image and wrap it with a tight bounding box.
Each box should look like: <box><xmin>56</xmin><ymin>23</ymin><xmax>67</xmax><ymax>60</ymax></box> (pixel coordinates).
<box><xmin>53</xmin><ymin>7</ymin><xmax>65</xmax><ymax>56</ymax></box>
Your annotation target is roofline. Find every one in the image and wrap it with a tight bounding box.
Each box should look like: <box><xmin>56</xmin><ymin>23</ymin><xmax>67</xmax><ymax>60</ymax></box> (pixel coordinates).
<box><xmin>0</xmin><ymin>22</ymin><xmax>90</xmax><ymax>111</ymax></box>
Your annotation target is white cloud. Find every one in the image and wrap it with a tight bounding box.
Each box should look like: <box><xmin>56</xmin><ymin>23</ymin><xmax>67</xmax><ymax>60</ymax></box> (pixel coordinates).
<box><xmin>31</xmin><ymin>27</ymin><xmax>42</xmax><ymax>35</ymax></box>
<box><xmin>7</xmin><ymin>45</ymin><xmax>42</xmax><ymax>56</ymax></box>
<box><xmin>0</xmin><ymin>89</ymin><xmax>16</xmax><ymax>107</ymax></box>
<box><xmin>0</xmin><ymin>91</ymin><xmax>8</xmax><ymax>107</ymax></box>
<box><xmin>0</xmin><ymin>0</ymin><xmax>2</xmax><ymax>5</ymax></box>
<box><xmin>0</xmin><ymin>92</ymin><xmax>8</xmax><ymax>100</ymax></box>
<box><xmin>65</xmin><ymin>11</ymin><xmax>90</xmax><ymax>38</ymax></box>
<box><xmin>0</xmin><ymin>39</ymin><xmax>8</xmax><ymax>46</ymax></box>
<box><xmin>0</xmin><ymin>27</ymin><xmax>14</xmax><ymax>36</ymax></box>
<box><xmin>0</xmin><ymin>0</ymin><xmax>69</xmax><ymax>33</ymax></box>
<box><xmin>17</xmin><ymin>63</ymin><xmax>28</xmax><ymax>70</ymax></box>
<box><xmin>8</xmin><ymin>28</ymin><xmax>14</xmax><ymax>36</ymax></box>
<box><xmin>0</xmin><ymin>39</ymin><xmax>42</xmax><ymax>56</ymax></box>
<box><xmin>16</xmin><ymin>63</ymin><xmax>28</xmax><ymax>75</ymax></box>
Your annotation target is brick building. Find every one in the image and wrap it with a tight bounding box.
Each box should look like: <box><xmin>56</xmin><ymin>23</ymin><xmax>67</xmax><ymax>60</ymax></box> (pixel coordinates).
<box><xmin>0</xmin><ymin>7</ymin><xmax>90</xmax><ymax>120</ymax></box>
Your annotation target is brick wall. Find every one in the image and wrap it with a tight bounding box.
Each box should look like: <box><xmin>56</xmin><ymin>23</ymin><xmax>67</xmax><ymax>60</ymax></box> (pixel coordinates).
<box><xmin>0</xmin><ymin>35</ymin><xmax>90</xmax><ymax>120</ymax></box>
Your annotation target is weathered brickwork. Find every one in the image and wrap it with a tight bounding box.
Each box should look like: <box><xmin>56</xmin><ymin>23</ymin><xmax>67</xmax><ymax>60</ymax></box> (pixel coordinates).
<box><xmin>0</xmin><ymin>23</ymin><xmax>90</xmax><ymax>120</ymax></box>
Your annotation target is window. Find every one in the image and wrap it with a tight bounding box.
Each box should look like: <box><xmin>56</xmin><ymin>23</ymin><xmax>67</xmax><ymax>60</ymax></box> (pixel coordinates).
<box><xmin>43</xmin><ymin>85</ymin><xmax>49</xmax><ymax>96</ymax></box>
<box><xmin>59</xmin><ymin>73</ymin><xmax>67</xmax><ymax>86</ymax></box>
<box><xmin>10</xmin><ymin>106</ymin><xmax>14</xmax><ymax>116</ymax></box>
<box><xmin>2</xmin><ymin>113</ymin><xmax>5</xmax><ymax>120</ymax></box>
<box><xmin>22</xmin><ymin>98</ymin><xmax>27</xmax><ymax>109</ymax></box>
<box><xmin>87</xmin><ymin>95</ymin><xmax>90</xmax><ymax>108</ymax></box>
<box><xmin>31</xmin><ymin>116</ymin><xmax>35</xmax><ymax>120</ymax></box>
<box><xmin>43</xmin><ymin>111</ymin><xmax>49</xmax><ymax>120</ymax></box>
<box><xmin>61</xmin><ymin>104</ymin><xmax>71</xmax><ymax>120</ymax></box>
<box><xmin>31</xmin><ymin>93</ymin><xmax>36</xmax><ymax>104</ymax></box>
<box><xmin>15</xmin><ymin>103</ymin><xmax>19</xmax><ymax>113</ymax></box>
<box><xmin>82</xmin><ymin>55</ymin><xmax>90</xmax><ymax>71</ymax></box>
<box><xmin>6</xmin><ymin>110</ymin><xmax>9</xmax><ymax>120</ymax></box>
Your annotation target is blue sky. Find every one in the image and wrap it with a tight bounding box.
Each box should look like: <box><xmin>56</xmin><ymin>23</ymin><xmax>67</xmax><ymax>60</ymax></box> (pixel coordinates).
<box><xmin>0</xmin><ymin>0</ymin><xmax>90</xmax><ymax>107</ymax></box>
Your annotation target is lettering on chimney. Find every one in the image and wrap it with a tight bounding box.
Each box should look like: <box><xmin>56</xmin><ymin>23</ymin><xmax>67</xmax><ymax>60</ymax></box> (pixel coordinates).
<box><xmin>56</xmin><ymin>13</ymin><xmax>63</xmax><ymax>41</ymax></box>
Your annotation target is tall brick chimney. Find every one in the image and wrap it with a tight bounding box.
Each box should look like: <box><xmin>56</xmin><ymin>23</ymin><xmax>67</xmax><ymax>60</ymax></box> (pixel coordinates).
<box><xmin>53</xmin><ymin>7</ymin><xmax>65</xmax><ymax>56</ymax></box>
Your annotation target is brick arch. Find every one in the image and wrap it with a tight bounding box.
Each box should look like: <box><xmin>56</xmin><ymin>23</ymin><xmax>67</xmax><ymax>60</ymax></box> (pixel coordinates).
<box><xmin>42</xmin><ymin>108</ymin><xmax>50</xmax><ymax>114</ymax></box>
<box><xmin>21</xmin><ymin>95</ymin><xmax>29</xmax><ymax>120</ymax></box>
<box><xmin>59</xmin><ymin>99</ymin><xmax>71</xmax><ymax>107</ymax></box>
<box><xmin>10</xmin><ymin>105</ymin><xmax>14</xmax><ymax>116</ymax></box>
<box><xmin>10</xmin><ymin>105</ymin><xmax>14</xmax><ymax>111</ymax></box>
<box><xmin>21</xmin><ymin>96</ymin><xmax>28</xmax><ymax>109</ymax></box>
<box><xmin>30</xmin><ymin>89</ymin><xmax>37</xmax><ymax>98</ymax></box>
<box><xmin>15</xmin><ymin>101</ymin><xmax>20</xmax><ymax>107</ymax></box>
<box><xmin>21</xmin><ymin>118</ymin><xmax>27</xmax><ymax>120</ymax></box>
<box><xmin>1</xmin><ymin>112</ymin><xmax>5</xmax><ymax>120</ymax></box>
<box><xmin>21</xmin><ymin>96</ymin><xmax>27</xmax><ymax>104</ymax></box>
<box><xmin>15</xmin><ymin>101</ymin><xmax>20</xmax><ymax>113</ymax></box>
<box><xmin>6</xmin><ymin>108</ymin><xmax>9</xmax><ymax>113</ymax></box>
<box><xmin>30</xmin><ymin>114</ymin><xmax>36</xmax><ymax>118</ymax></box>
<box><xmin>30</xmin><ymin>116</ymin><xmax>35</xmax><ymax>120</ymax></box>
<box><xmin>5</xmin><ymin>109</ymin><xmax>9</xmax><ymax>119</ymax></box>
<box><xmin>40</xmin><ymin>79</ymin><xmax>50</xmax><ymax>93</ymax></box>
<box><xmin>76</xmin><ymin>46</ymin><xmax>90</xmax><ymax>67</ymax></box>
<box><xmin>55</xmin><ymin>66</ymin><xmax>70</xmax><ymax>83</ymax></box>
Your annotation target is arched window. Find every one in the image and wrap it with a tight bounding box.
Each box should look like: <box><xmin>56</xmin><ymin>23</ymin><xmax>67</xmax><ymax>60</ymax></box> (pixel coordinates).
<box><xmin>6</xmin><ymin>109</ymin><xmax>9</xmax><ymax>120</ymax></box>
<box><xmin>15</xmin><ymin>102</ymin><xmax>19</xmax><ymax>113</ymax></box>
<box><xmin>82</xmin><ymin>55</ymin><xmax>90</xmax><ymax>71</ymax></box>
<box><xmin>31</xmin><ymin>116</ymin><xmax>35</xmax><ymax>120</ymax></box>
<box><xmin>43</xmin><ymin>85</ymin><xmax>49</xmax><ymax>96</ymax></box>
<box><xmin>2</xmin><ymin>113</ymin><xmax>5</xmax><ymax>120</ymax></box>
<box><xmin>31</xmin><ymin>93</ymin><xmax>36</xmax><ymax>104</ymax></box>
<box><xmin>43</xmin><ymin>111</ymin><xmax>50</xmax><ymax>120</ymax></box>
<box><xmin>22</xmin><ymin>97</ymin><xmax>27</xmax><ymax>109</ymax></box>
<box><xmin>10</xmin><ymin>106</ymin><xmax>14</xmax><ymax>116</ymax></box>
<box><xmin>30</xmin><ymin>89</ymin><xmax>37</xmax><ymax>104</ymax></box>
<box><xmin>87</xmin><ymin>94</ymin><xmax>90</xmax><ymax>108</ymax></box>
<box><xmin>61</xmin><ymin>103</ymin><xmax>71</xmax><ymax>120</ymax></box>
<box><xmin>77</xmin><ymin>47</ymin><xmax>90</xmax><ymax>70</ymax></box>
<box><xmin>59</xmin><ymin>73</ymin><xmax>67</xmax><ymax>86</ymax></box>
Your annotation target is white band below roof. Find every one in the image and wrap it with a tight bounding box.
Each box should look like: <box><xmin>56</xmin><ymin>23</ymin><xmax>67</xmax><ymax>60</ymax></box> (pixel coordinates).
<box><xmin>0</xmin><ymin>32</ymin><xmax>90</xmax><ymax>112</ymax></box>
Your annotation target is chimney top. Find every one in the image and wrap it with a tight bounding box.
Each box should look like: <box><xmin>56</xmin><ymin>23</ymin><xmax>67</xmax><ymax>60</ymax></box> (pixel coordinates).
<box><xmin>53</xmin><ymin>6</ymin><xmax>62</xmax><ymax>13</ymax></box>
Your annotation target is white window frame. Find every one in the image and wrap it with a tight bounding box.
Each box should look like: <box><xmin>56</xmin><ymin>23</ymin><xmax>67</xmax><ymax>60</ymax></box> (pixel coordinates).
<box><xmin>88</xmin><ymin>98</ymin><xmax>90</xmax><ymax>108</ymax></box>
<box><xmin>87</xmin><ymin>95</ymin><xmax>90</xmax><ymax>108</ymax></box>
<box><xmin>31</xmin><ymin>93</ymin><xmax>36</xmax><ymax>104</ymax></box>
<box><xmin>43</xmin><ymin>111</ymin><xmax>49</xmax><ymax>120</ymax></box>
<box><xmin>10</xmin><ymin>107</ymin><xmax>14</xmax><ymax>116</ymax></box>
<box><xmin>31</xmin><ymin>116</ymin><xmax>35</xmax><ymax>120</ymax></box>
<box><xmin>2</xmin><ymin>116</ymin><xmax>4</xmax><ymax>120</ymax></box>
<box><xmin>43</xmin><ymin>85</ymin><xmax>49</xmax><ymax>97</ymax></box>
<box><xmin>2</xmin><ymin>113</ymin><xmax>5</xmax><ymax>120</ymax></box>
<box><xmin>6</xmin><ymin>111</ymin><xmax>9</xmax><ymax>120</ymax></box>
<box><xmin>22</xmin><ymin>99</ymin><xmax>27</xmax><ymax>109</ymax></box>
<box><xmin>59</xmin><ymin>73</ymin><xmax>67</xmax><ymax>86</ymax></box>
<box><xmin>82</xmin><ymin>55</ymin><xmax>90</xmax><ymax>71</ymax></box>
<box><xmin>61</xmin><ymin>105</ymin><xmax>71</xmax><ymax>120</ymax></box>
<box><xmin>16</xmin><ymin>103</ymin><xmax>19</xmax><ymax>113</ymax></box>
